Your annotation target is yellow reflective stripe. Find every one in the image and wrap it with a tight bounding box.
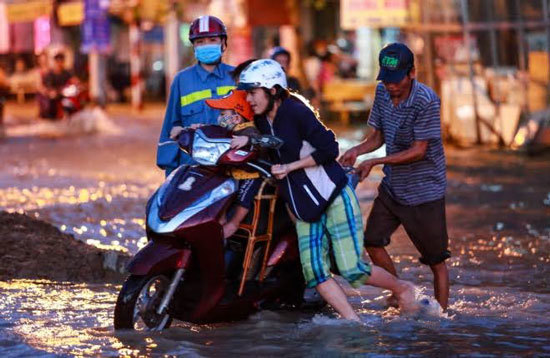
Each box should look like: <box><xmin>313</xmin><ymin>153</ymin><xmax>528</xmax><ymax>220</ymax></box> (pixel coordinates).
<box><xmin>180</xmin><ymin>89</ymin><xmax>212</xmax><ymax>107</ymax></box>
<box><xmin>216</xmin><ymin>86</ymin><xmax>236</xmax><ymax>96</ymax></box>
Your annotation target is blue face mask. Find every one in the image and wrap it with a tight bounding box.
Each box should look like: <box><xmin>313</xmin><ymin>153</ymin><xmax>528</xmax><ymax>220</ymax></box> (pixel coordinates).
<box><xmin>194</xmin><ymin>44</ymin><xmax>222</xmax><ymax>64</ymax></box>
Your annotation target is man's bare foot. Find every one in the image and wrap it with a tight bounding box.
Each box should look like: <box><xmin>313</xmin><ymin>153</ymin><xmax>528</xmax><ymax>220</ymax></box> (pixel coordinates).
<box><xmin>386</xmin><ymin>294</ymin><xmax>399</xmax><ymax>308</ymax></box>
<box><xmin>394</xmin><ymin>281</ymin><xmax>420</xmax><ymax>313</ymax></box>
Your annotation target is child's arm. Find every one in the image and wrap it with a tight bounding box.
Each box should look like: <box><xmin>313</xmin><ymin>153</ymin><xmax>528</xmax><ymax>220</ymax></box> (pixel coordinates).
<box><xmin>230</xmin><ymin>135</ymin><xmax>250</xmax><ymax>149</ymax></box>
<box><xmin>230</xmin><ymin>126</ymin><xmax>259</xmax><ymax>149</ymax></box>
<box><xmin>231</xmin><ymin>127</ymin><xmax>284</xmax><ymax>150</ymax></box>
<box><xmin>223</xmin><ymin>205</ymin><xmax>249</xmax><ymax>238</ymax></box>
<box><xmin>223</xmin><ymin>178</ymin><xmax>262</xmax><ymax>238</ymax></box>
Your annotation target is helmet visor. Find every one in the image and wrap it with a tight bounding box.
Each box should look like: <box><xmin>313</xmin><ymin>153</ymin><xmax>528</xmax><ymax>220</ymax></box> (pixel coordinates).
<box><xmin>237</xmin><ymin>82</ymin><xmax>260</xmax><ymax>90</ymax></box>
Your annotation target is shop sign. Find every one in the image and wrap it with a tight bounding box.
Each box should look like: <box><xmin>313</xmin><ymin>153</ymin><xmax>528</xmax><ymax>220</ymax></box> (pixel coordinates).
<box><xmin>341</xmin><ymin>0</ymin><xmax>411</xmax><ymax>29</ymax></box>
<box><xmin>6</xmin><ymin>0</ymin><xmax>52</xmax><ymax>23</ymax></box>
<box><xmin>58</xmin><ymin>2</ymin><xmax>84</xmax><ymax>26</ymax></box>
<box><xmin>81</xmin><ymin>0</ymin><xmax>110</xmax><ymax>53</ymax></box>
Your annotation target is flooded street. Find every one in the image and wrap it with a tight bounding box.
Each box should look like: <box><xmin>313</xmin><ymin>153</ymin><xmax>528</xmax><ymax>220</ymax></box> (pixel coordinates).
<box><xmin>1</xmin><ymin>105</ymin><xmax>550</xmax><ymax>357</ymax></box>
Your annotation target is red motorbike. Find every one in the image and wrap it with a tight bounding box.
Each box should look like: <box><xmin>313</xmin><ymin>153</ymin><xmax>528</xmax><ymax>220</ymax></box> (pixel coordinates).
<box><xmin>114</xmin><ymin>125</ymin><xmax>308</xmax><ymax>331</ymax></box>
<box><xmin>39</xmin><ymin>80</ymin><xmax>88</xmax><ymax>120</ymax></box>
<box><xmin>58</xmin><ymin>82</ymin><xmax>87</xmax><ymax>117</ymax></box>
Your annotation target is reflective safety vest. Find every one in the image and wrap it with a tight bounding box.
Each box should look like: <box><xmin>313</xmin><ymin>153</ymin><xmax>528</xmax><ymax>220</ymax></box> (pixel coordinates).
<box><xmin>157</xmin><ymin>63</ymin><xmax>235</xmax><ymax>175</ymax></box>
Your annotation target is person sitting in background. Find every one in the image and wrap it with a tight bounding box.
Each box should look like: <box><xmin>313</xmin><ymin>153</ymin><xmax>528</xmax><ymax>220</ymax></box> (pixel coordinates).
<box><xmin>10</xmin><ymin>57</ymin><xmax>35</xmax><ymax>103</ymax></box>
<box><xmin>269</xmin><ymin>46</ymin><xmax>302</xmax><ymax>93</ymax></box>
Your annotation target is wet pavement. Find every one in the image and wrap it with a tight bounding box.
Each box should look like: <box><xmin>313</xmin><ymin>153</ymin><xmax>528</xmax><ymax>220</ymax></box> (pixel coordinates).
<box><xmin>1</xmin><ymin>102</ymin><xmax>550</xmax><ymax>357</ymax></box>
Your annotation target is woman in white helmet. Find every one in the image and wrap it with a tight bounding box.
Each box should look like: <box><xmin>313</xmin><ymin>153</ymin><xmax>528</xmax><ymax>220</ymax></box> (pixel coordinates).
<box><xmin>237</xmin><ymin>59</ymin><xmax>419</xmax><ymax>321</ymax></box>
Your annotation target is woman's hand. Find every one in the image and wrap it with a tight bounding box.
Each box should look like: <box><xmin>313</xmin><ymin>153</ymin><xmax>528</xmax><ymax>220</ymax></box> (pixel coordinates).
<box><xmin>271</xmin><ymin>163</ymin><xmax>291</xmax><ymax>179</ymax></box>
<box><xmin>231</xmin><ymin>135</ymin><xmax>249</xmax><ymax>149</ymax></box>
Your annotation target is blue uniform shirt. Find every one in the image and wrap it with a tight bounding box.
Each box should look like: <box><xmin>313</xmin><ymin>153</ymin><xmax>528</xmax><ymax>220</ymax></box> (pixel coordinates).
<box><xmin>157</xmin><ymin>63</ymin><xmax>235</xmax><ymax>175</ymax></box>
<box><xmin>368</xmin><ymin>80</ymin><xmax>446</xmax><ymax>206</ymax></box>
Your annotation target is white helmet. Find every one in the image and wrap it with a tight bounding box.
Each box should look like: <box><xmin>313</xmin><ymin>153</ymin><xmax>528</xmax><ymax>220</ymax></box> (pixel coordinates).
<box><xmin>237</xmin><ymin>59</ymin><xmax>288</xmax><ymax>90</ymax></box>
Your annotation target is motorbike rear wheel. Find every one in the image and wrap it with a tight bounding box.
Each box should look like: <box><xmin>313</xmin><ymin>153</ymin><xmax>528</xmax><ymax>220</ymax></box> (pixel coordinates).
<box><xmin>114</xmin><ymin>274</ymin><xmax>173</xmax><ymax>331</ymax></box>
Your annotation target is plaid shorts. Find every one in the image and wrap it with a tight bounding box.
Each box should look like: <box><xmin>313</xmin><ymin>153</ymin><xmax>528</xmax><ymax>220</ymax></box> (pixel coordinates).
<box><xmin>296</xmin><ymin>185</ymin><xmax>372</xmax><ymax>288</ymax></box>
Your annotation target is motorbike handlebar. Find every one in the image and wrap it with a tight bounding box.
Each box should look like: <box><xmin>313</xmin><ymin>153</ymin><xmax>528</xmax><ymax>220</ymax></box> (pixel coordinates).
<box><xmin>255</xmin><ymin>158</ymin><xmax>274</xmax><ymax>167</ymax></box>
<box><xmin>245</xmin><ymin>159</ymin><xmax>273</xmax><ymax>178</ymax></box>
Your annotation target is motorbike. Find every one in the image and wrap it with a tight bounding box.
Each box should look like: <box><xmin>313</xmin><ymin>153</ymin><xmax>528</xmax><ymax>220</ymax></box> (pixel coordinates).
<box><xmin>114</xmin><ymin>125</ymin><xmax>307</xmax><ymax>331</ymax></box>
<box><xmin>39</xmin><ymin>81</ymin><xmax>88</xmax><ymax>120</ymax></box>
<box><xmin>59</xmin><ymin>82</ymin><xmax>87</xmax><ymax>117</ymax></box>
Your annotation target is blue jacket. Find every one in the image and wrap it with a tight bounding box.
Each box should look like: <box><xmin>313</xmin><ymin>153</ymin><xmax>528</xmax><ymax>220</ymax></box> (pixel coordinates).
<box><xmin>157</xmin><ymin>63</ymin><xmax>235</xmax><ymax>175</ymax></box>
<box><xmin>255</xmin><ymin>96</ymin><xmax>348</xmax><ymax>222</ymax></box>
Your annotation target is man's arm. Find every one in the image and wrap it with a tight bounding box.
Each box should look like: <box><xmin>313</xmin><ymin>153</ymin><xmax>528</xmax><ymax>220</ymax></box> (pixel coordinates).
<box><xmin>157</xmin><ymin>79</ymin><xmax>183</xmax><ymax>174</ymax></box>
<box><xmin>339</xmin><ymin>128</ymin><xmax>384</xmax><ymax>167</ymax></box>
<box><xmin>356</xmin><ymin>140</ymin><xmax>428</xmax><ymax>181</ymax></box>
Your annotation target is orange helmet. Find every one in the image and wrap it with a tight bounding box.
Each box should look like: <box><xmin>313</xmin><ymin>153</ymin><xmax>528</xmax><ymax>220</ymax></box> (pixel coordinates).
<box><xmin>205</xmin><ymin>90</ymin><xmax>254</xmax><ymax>121</ymax></box>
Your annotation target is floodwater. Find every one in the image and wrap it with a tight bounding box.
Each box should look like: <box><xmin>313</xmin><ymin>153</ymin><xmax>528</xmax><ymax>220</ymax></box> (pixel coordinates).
<box><xmin>1</xmin><ymin>108</ymin><xmax>550</xmax><ymax>357</ymax></box>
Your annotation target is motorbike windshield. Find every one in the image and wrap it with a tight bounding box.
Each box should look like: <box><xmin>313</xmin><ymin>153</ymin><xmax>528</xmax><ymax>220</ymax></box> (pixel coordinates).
<box><xmin>192</xmin><ymin>129</ymin><xmax>231</xmax><ymax>166</ymax></box>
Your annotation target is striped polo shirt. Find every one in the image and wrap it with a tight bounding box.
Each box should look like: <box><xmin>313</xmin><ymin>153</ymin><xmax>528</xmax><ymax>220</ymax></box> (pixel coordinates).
<box><xmin>368</xmin><ymin>80</ymin><xmax>446</xmax><ymax>206</ymax></box>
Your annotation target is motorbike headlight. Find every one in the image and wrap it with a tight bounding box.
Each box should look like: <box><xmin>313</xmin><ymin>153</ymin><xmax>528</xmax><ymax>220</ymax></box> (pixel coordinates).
<box><xmin>192</xmin><ymin>130</ymin><xmax>231</xmax><ymax>166</ymax></box>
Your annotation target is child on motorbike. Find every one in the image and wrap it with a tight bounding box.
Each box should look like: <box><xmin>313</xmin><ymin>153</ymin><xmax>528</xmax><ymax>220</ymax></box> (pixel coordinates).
<box><xmin>170</xmin><ymin>89</ymin><xmax>277</xmax><ymax>239</ymax></box>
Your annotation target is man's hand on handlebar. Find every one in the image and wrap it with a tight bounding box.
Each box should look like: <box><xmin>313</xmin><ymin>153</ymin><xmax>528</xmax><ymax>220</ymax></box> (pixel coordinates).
<box><xmin>169</xmin><ymin>126</ymin><xmax>184</xmax><ymax>140</ymax></box>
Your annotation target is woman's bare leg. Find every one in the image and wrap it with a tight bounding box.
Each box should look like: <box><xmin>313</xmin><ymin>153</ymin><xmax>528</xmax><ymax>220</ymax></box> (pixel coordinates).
<box><xmin>316</xmin><ymin>278</ymin><xmax>361</xmax><ymax>322</ymax></box>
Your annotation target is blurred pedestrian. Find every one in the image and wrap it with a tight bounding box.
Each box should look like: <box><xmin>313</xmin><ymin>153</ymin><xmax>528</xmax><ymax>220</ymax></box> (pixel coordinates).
<box><xmin>340</xmin><ymin>43</ymin><xmax>450</xmax><ymax>310</ymax></box>
<box><xmin>156</xmin><ymin>15</ymin><xmax>235</xmax><ymax>176</ymax></box>
<box><xmin>303</xmin><ymin>40</ymin><xmax>324</xmax><ymax>107</ymax></box>
<box><xmin>269</xmin><ymin>46</ymin><xmax>301</xmax><ymax>93</ymax></box>
<box><xmin>34</xmin><ymin>52</ymin><xmax>49</xmax><ymax>91</ymax></box>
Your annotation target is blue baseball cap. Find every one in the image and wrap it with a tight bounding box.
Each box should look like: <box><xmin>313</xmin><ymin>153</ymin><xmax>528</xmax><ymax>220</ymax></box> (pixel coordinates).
<box><xmin>376</xmin><ymin>43</ymin><xmax>414</xmax><ymax>83</ymax></box>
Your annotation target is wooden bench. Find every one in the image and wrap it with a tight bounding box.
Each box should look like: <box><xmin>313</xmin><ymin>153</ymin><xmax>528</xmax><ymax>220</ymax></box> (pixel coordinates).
<box><xmin>322</xmin><ymin>80</ymin><xmax>376</xmax><ymax>125</ymax></box>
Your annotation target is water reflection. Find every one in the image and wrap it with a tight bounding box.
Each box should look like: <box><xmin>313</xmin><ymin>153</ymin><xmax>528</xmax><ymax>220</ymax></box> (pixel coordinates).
<box><xmin>1</xmin><ymin>118</ymin><xmax>550</xmax><ymax>356</ymax></box>
<box><xmin>0</xmin><ymin>182</ymin><xmax>156</xmax><ymax>253</ymax></box>
<box><xmin>1</xmin><ymin>280</ymin><xmax>550</xmax><ymax>357</ymax></box>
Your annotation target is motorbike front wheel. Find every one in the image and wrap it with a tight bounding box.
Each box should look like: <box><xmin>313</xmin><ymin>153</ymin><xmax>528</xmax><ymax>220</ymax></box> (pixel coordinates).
<box><xmin>114</xmin><ymin>274</ymin><xmax>173</xmax><ymax>331</ymax></box>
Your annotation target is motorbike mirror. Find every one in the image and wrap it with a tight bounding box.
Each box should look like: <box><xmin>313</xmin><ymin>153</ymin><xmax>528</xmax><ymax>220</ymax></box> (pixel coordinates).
<box><xmin>250</xmin><ymin>135</ymin><xmax>284</xmax><ymax>149</ymax></box>
<box><xmin>177</xmin><ymin>128</ymin><xmax>195</xmax><ymax>153</ymax></box>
